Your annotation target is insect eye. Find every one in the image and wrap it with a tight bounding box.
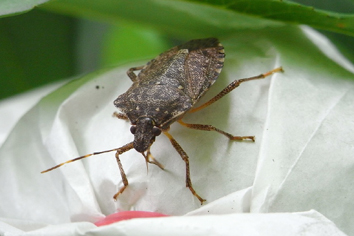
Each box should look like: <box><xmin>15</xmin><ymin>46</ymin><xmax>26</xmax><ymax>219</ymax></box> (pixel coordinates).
<box><xmin>130</xmin><ymin>126</ymin><xmax>136</xmax><ymax>134</ymax></box>
<box><xmin>153</xmin><ymin>127</ymin><xmax>161</xmax><ymax>136</ymax></box>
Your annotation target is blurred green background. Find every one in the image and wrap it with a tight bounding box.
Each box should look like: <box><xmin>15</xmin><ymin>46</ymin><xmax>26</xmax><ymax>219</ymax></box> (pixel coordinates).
<box><xmin>0</xmin><ymin>0</ymin><xmax>353</xmax><ymax>101</ymax></box>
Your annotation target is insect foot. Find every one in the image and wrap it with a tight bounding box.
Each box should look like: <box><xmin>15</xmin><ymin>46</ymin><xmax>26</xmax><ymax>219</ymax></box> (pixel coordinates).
<box><xmin>41</xmin><ymin>38</ymin><xmax>283</xmax><ymax>205</ymax></box>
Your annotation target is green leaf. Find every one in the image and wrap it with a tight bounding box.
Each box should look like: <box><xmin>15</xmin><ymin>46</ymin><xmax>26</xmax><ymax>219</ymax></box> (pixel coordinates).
<box><xmin>0</xmin><ymin>9</ymin><xmax>75</xmax><ymax>100</ymax></box>
<box><xmin>192</xmin><ymin>0</ymin><xmax>354</xmax><ymax>36</ymax></box>
<box><xmin>100</xmin><ymin>25</ymin><xmax>171</xmax><ymax>67</ymax></box>
<box><xmin>41</xmin><ymin>0</ymin><xmax>354</xmax><ymax>37</ymax></box>
<box><xmin>40</xmin><ymin>0</ymin><xmax>285</xmax><ymax>38</ymax></box>
<box><xmin>0</xmin><ymin>0</ymin><xmax>49</xmax><ymax>17</ymax></box>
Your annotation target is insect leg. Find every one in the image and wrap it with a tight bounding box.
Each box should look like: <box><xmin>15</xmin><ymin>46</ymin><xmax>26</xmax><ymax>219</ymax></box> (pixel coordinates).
<box><xmin>113</xmin><ymin>111</ymin><xmax>129</xmax><ymax>120</ymax></box>
<box><xmin>142</xmin><ymin>149</ymin><xmax>164</xmax><ymax>170</ymax></box>
<box><xmin>178</xmin><ymin>120</ymin><xmax>254</xmax><ymax>141</ymax></box>
<box><xmin>191</xmin><ymin>67</ymin><xmax>283</xmax><ymax>113</ymax></box>
<box><xmin>113</xmin><ymin>142</ymin><xmax>135</xmax><ymax>200</ymax></box>
<box><xmin>126</xmin><ymin>66</ymin><xmax>145</xmax><ymax>82</ymax></box>
<box><xmin>163</xmin><ymin>131</ymin><xmax>206</xmax><ymax>205</ymax></box>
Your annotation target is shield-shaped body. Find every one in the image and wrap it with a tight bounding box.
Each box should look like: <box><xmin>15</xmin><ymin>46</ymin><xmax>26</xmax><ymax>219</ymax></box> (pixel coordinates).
<box><xmin>114</xmin><ymin>38</ymin><xmax>225</xmax><ymax>130</ymax></box>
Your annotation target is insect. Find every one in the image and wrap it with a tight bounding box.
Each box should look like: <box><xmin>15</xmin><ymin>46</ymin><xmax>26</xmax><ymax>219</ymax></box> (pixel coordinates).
<box><xmin>42</xmin><ymin>38</ymin><xmax>283</xmax><ymax>204</ymax></box>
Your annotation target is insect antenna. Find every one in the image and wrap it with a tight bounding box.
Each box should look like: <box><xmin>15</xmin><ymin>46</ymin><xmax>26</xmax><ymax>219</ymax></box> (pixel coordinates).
<box><xmin>41</xmin><ymin>147</ymin><xmax>124</xmax><ymax>173</ymax></box>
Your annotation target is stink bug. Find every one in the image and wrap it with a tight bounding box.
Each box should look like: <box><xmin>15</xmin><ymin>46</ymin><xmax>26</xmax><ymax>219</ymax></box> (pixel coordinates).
<box><xmin>42</xmin><ymin>38</ymin><xmax>283</xmax><ymax>204</ymax></box>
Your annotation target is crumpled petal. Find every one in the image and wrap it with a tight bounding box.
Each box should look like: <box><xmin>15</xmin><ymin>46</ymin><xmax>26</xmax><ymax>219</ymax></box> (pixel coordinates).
<box><xmin>0</xmin><ymin>26</ymin><xmax>352</xmax><ymax>235</ymax></box>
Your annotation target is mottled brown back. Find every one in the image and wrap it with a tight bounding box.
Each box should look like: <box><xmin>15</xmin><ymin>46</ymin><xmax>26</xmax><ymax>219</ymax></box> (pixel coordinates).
<box><xmin>137</xmin><ymin>38</ymin><xmax>225</xmax><ymax>104</ymax></box>
<box><xmin>178</xmin><ymin>38</ymin><xmax>225</xmax><ymax>102</ymax></box>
